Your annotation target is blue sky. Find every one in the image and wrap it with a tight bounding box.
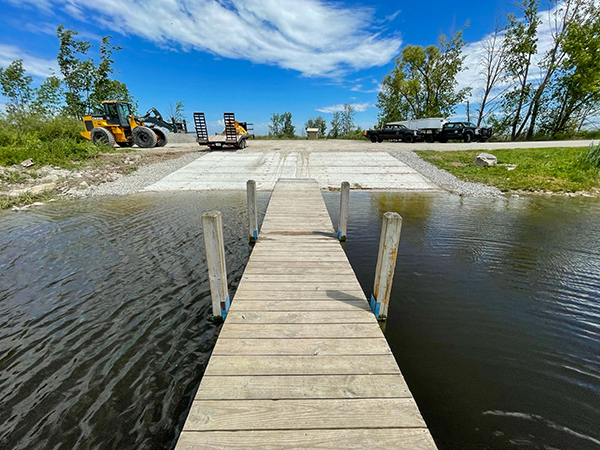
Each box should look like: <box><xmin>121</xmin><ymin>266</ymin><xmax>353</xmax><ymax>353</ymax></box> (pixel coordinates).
<box><xmin>0</xmin><ymin>0</ymin><xmax>552</xmax><ymax>134</ymax></box>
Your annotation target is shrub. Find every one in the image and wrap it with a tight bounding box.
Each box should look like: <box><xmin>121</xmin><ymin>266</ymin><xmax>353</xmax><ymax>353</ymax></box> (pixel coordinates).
<box><xmin>580</xmin><ymin>142</ymin><xmax>600</xmax><ymax>168</ymax></box>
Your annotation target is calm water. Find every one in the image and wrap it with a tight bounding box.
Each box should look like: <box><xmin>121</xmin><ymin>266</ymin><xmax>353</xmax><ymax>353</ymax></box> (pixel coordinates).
<box><xmin>1</xmin><ymin>191</ymin><xmax>599</xmax><ymax>449</ymax></box>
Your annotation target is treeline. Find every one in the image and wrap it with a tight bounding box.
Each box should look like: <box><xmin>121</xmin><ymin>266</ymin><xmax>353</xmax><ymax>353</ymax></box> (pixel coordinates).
<box><xmin>377</xmin><ymin>0</ymin><xmax>600</xmax><ymax>140</ymax></box>
<box><xmin>268</xmin><ymin>104</ymin><xmax>365</xmax><ymax>139</ymax></box>
<box><xmin>0</xmin><ymin>26</ymin><xmax>133</xmax><ymax>120</ymax></box>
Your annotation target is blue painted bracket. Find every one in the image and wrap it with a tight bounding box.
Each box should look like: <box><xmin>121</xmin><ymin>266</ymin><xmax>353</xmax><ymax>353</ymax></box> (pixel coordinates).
<box><xmin>337</xmin><ymin>231</ymin><xmax>342</xmax><ymax>240</ymax></box>
<box><xmin>253</xmin><ymin>230</ymin><xmax>259</xmax><ymax>241</ymax></box>
<box><xmin>370</xmin><ymin>294</ymin><xmax>382</xmax><ymax>318</ymax></box>
<box><xmin>221</xmin><ymin>295</ymin><xmax>231</xmax><ymax>319</ymax></box>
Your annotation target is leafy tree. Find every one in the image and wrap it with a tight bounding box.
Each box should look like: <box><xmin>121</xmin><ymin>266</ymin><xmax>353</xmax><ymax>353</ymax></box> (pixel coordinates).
<box><xmin>0</xmin><ymin>59</ymin><xmax>34</xmax><ymax>113</ymax></box>
<box><xmin>340</xmin><ymin>104</ymin><xmax>355</xmax><ymax>136</ymax></box>
<box><xmin>304</xmin><ymin>116</ymin><xmax>327</xmax><ymax>137</ymax></box>
<box><xmin>269</xmin><ymin>112</ymin><xmax>295</xmax><ymax>138</ymax></box>
<box><xmin>540</xmin><ymin>1</ymin><xmax>600</xmax><ymax>136</ymax></box>
<box><xmin>281</xmin><ymin>112</ymin><xmax>295</xmax><ymax>138</ymax></box>
<box><xmin>169</xmin><ymin>101</ymin><xmax>185</xmax><ymax>122</ymax></box>
<box><xmin>501</xmin><ymin>0</ymin><xmax>540</xmax><ymax>140</ymax></box>
<box><xmin>329</xmin><ymin>112</ymin><xmax>342</xmax><ymax>138</ymax></box>
<box><xmin>57</xmin><ymin>26</ymin><xmax>134</xmax><ymax>117</ymax></box>
<box><xmin>32</xmin><ymin>73</ymin><xmax>63</xmax><ymax>116</ymax></box>
<box><xmin>89</xmin><ymin>35</ymin><xmax>135</xmax><ymax>111</ymax></box>
<box><xmin>57</xmin><ymin>25</ymin><xmax>94</xmax><ymax>117</ymax></box>
<box><xmin>376</xmin><ymin>27</ymin><xmax>470</xmax><ymax>125</ymax></box>
<box><xmin>269</xmin><ymin>113</ymin><xmax>282</xmax><ymax>136</ymax></box>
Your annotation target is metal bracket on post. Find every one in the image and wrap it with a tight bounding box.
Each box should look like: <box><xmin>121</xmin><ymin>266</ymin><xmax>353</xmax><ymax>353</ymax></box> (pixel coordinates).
<box><xmin>371</xmin><ymin>212</ymin><xmax>403</xmax><ymax>321</ymax></box>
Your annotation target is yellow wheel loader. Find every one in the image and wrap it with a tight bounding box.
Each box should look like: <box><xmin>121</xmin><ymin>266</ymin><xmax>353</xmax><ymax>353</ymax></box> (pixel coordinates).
<box><xmin>80</xmin><ymin>101</ymin><xmax>167</xmax><ymax>148</ymax></box>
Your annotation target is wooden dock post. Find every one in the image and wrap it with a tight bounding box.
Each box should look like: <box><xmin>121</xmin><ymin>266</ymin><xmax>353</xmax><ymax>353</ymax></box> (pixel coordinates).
<box><xmin>247</xmin><ymin>180</ymin><xmax>258</xmax><ymax>243</ymax></box>
<box><xmin>202</xmin><ymin>211</ymin><xmax>230</xmax><ymax>320</ymax></box>
<box><xmin>338</xmin><ymin>181</ymin><xmax>349</xmax><ymax>241</ymax></box>
<box><xmin>371</xmin><ymin>212</ymin><xmax>403</xmax><ymax>320</ymax></box>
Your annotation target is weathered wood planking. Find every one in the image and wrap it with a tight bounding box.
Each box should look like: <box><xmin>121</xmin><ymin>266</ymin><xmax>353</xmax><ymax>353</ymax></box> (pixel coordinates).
<box><xmin>175</xmin><ymin>179</ymin><xmax>437</xmax><ymax>450</ymax></box>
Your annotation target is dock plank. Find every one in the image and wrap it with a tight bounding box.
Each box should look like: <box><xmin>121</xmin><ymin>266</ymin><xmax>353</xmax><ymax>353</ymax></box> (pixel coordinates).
<box><xmin>183</xmin><ymin>398</ymin><xmax>426</xmax><ymax>431</ymax></box>
<box><xmin>176</xmin><ymin>429</ymin><xmax>436</xmax><ymax>450</ymax></box>
<box><xmin>194</xmin><ymin>374</ymin><xmax>411</xmax><ymax>399</ymax></box>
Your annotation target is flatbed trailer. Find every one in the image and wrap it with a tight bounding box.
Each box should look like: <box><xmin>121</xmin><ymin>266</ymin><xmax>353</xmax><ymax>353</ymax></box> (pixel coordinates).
<box><xmin>194</xmin><ymin>112</ymin><xmax>253</xmax><ymax>150</ymax></box>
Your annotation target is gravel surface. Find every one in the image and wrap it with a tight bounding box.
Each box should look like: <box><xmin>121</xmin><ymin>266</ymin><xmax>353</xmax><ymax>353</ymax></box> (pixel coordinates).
<box><xmin>82</xmin><ymin>151</ymin><xmax>203</xmax><ymax>197</ymax></box>
<box><xmin>391</xmin><ymin>150</ymin><xmax>503</xmax><ymax>197</ymax></box>
<box><xmin>164</xmin><ymin>132</ymin><xmax>197</xmax><ymax>144</ymax></box>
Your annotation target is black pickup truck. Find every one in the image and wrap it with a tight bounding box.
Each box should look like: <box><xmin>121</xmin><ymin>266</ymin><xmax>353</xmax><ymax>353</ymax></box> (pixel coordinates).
<box><xmin>365</xmin><ymin>124</ymin><xmax>421</xmax><ymax>143</ymax></box>
<box><xmin>424</xmin><ymin>121</ymin><xmax>492</xmax><ymax>143</ymax></box>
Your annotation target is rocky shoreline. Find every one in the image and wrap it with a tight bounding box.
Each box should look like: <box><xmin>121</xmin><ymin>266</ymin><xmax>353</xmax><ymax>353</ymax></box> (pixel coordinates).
<box><xmin>1</xmin><ymin>149</ymin><xmax>203</xmax><ymax>210</ymax></box>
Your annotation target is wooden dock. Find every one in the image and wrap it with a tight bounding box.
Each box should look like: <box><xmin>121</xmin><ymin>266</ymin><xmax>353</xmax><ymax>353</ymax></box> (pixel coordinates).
<box><xmin>175</xmin><ymin>179</ymin><xmax>437</xmax><ymax>449</ymax></box>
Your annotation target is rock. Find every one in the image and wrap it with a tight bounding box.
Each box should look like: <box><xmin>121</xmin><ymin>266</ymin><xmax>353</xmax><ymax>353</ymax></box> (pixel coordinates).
<box><xmin>8</xmin><ymin>188</ymin><xmax>27</xmax><ymax>197</ymax></box>
<box><xmin>473</xmin><ymin>153</ymin><xmax>497</xmax><ymax>167</ymax></box>
<box><xmin>20</xmin><ymin>158</ymin><xmax>34</xmax><ymax>168</ymax></box>
<box><xmin>32</xmin><ymin>202</ymin><xmax>45</xmax><ymax>206</ymax></box>
<box><xmin>29</xmin><ymin>183</ymin><xmax>57</xmax><ymax>195</ymax></box>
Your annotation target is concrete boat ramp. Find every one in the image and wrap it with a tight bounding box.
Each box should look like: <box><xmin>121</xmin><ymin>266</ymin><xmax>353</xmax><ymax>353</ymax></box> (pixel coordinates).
<box><xmin>144</xmin><ymin>151</ymin><xmax>439</xmax><ymax>191</ymax></box>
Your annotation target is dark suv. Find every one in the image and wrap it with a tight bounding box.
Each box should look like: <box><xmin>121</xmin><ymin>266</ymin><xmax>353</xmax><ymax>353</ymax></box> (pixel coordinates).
<box><xmin>438</xmin><ymin>122</ymin><xmax>492</xmax><ymax>143</ymax></box>
<box><xmin>365</xmin><ymin>124</ymin><xmax>421</xmax><ymax>143</ymax></box>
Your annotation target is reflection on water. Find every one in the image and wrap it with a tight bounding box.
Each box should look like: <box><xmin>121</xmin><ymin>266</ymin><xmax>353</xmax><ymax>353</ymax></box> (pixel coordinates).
<box><xmin>324</xmin><ymin>192</ymin><xmax>600</xmax><ymax>450</ymax></box>
<box><xmin>1</xmin><ymin>190</ymin><xmax>599</xmax><ymax>450</ymax></box>
<box><xmin>0</xmin><ymin>192</ymin><xmax>268</xmax><ymax>450</ymax></box>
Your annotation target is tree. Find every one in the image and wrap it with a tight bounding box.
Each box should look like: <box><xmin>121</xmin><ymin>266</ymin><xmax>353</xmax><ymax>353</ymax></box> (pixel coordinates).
<box><xmin>57</xmin><ymin>25</ymin><xmax>94</xmax><ymax>117</ymax></box>
<box><xmin>57</xmin><ymin>26</ymin><xmax>134</xmax><ymax>117</ymax></box>
<box><xmin>169</xmin><ymin>101</ymin><xmax>185</xmax><ymax>122</ymax></box>
<box><xmin>269</xmin><ymin>112</ymin><xmax>295</xmax><ymax>138</ymax></box>
<box><xmin>540</xmin><ymin>2</ymin><xmax>600</xmax><ymax>136</ymax></box>
<box><xmin>520</xmin><ymin>0</ymin><xmax>591</xmax><ymax>139</ymax></box>
<box><xmin>475</xmin><ymin>20</ymin><xmax>508</xmax><ymax>126</ymax></box>
<box><xmin>0</xmin><ymin>59</ymin><xmax>34</xmax><ymax>113</ymax></box>
<box><xmin>329</xmin><ymin>112</ymin><xmax>342</xmax><ymax>138</ymax></box>
<box><xmin>281</xmin><ymin>112</ymin><xmax>295</xmax><ymax>138</ymax></box>
<box><xmin>89</xmin><ymin>35</ymin><xmax>134</xmax><ymax>111</ymax></box>
<box><xmin>340</xmin><ymin>104</ymin><xmax>355</xmax><ymax>136</ymax></box>
<box><xmin>376</xmin><ymin>27</ymin><xmax>470</xmax><ymax>125</ymax></box>
<box><xmin>304</xmin><ymin>116</ymin><xmax>327</xmax><ymax>137</ymax></box>
<box><xmin>501</xmin><ymin>0</ymin><xmax>540</xmax><ymax>140</ymax></box>
<box><xmin>32</xmin><ymin>73</ymin><xmax>62</xmax><ymax>116</ymax></box>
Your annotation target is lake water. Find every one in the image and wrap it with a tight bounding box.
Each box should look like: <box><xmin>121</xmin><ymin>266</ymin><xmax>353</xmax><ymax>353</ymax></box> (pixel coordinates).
<box><xmin>0</xmin><ymin>191</ymin><xmax>599</xmax><ymax>449</ymax></box>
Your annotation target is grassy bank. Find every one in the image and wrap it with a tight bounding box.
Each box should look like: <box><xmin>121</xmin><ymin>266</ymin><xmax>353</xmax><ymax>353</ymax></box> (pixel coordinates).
<box><xmin>416</xmin><ymin>146</ymin><xmax>600</xmax><ymax>193</ymax></box>
<box><xmin>0</xmin><ymin>114</ymin><xmax>118</xmax><ymax>168</ymax></box>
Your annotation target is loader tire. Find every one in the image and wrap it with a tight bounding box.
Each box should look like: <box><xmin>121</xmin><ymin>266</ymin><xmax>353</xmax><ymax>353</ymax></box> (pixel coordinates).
<box><xmin>133</xmin><ymin>126</ymin><xmax>158</xmax><ymax>148</ymax></box>
<box><xmin>91</xmin><ymin>127</ymin><xmax>116</xmax><ymax>147</ymax></box>
<box><xmin>153</xmin><ymin>129</ymin><xmax>167</xmax><ymax>147</ymax></box>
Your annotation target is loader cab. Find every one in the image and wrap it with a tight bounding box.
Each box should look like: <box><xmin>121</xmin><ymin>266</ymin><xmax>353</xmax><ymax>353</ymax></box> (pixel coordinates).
<box><xmin>102</xmin><ymin>101</ymin><xmax>133</xmax><ymax>128</ymax></box>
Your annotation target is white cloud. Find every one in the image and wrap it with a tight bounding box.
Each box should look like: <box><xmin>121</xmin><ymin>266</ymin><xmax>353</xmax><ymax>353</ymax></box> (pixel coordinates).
<box><xmin>316</xmin><ymin>102</ymin><xmax>373</xmax><ymax>113</ymax></box>
<box><xmin>0</xmin><ymin>44</ymin><xmax>59</xmax><ymax>78</ymax></box>
<box><xmin>11</xmin><ymin>0</ymin><xmax>402</xmax><ymax>78</ymax></box>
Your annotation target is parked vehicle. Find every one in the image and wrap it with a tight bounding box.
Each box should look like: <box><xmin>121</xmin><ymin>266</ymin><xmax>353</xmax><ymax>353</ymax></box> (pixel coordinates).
<box><xmin>365</xmin><ymin>123</ymin><xmax>420</xmax><ymax>143</ymax></box>
<box><xmin>391</xmin><ymin>118</ymin><xmax>492</xmax><ymax>143</ymax></box>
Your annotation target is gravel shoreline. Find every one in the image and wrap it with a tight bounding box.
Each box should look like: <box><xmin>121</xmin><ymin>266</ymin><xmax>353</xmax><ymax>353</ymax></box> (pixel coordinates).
<box><xmin>390</xmin><ymin>150</ymin><xmax>503</xmax><ymax>197</ymax></box>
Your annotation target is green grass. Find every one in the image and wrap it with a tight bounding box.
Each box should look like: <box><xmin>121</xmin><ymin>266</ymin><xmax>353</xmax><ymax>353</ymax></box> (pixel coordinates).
<box><xmin>416</xmin><ymin>147</ymin><xmax>600</xmax><ymax>193</ymax></box>
<box><xmin>0</xmin><ymin>113</ymin><xmax>118</xmax><ymax>168</ymax></box>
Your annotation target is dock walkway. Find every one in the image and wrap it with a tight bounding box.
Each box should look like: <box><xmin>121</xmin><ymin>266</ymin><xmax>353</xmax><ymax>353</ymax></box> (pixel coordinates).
<box><xmin>176</xmin><ymin>179</ymin><xmax>437</xmax><ymax>449</ymax></box>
